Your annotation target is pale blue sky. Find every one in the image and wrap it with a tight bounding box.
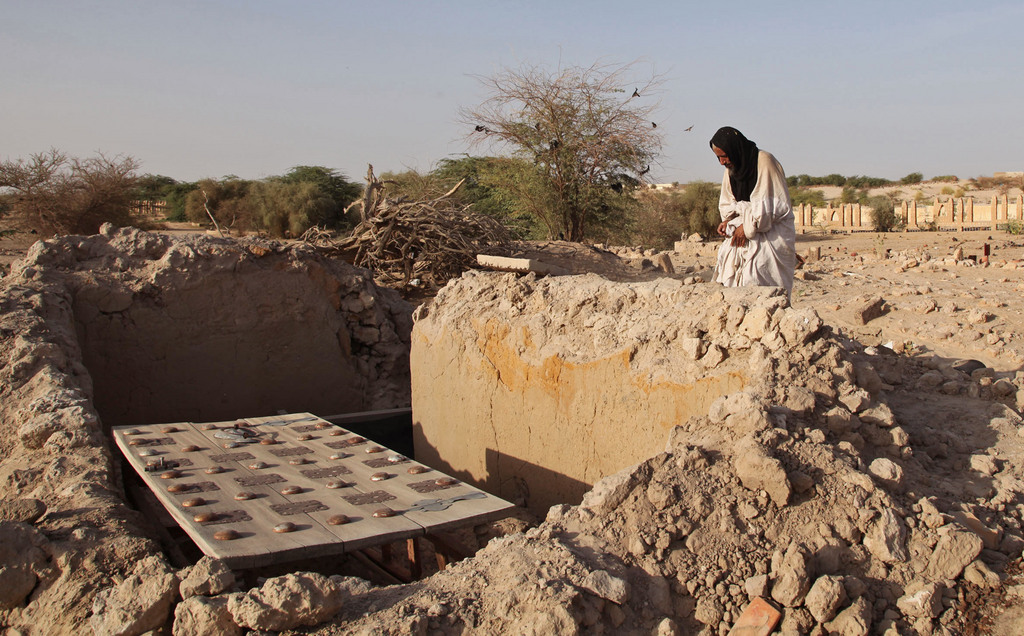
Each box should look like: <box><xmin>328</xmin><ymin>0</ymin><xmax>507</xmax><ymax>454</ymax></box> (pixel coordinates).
<box><xmin>2</xmin><ymin>1</ymin><xmax>1021</xmax><ymax>185</ymax></box>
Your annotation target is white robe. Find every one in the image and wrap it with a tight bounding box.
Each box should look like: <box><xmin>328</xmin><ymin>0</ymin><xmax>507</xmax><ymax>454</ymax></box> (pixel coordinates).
<box><xmin>713</xmin><ymin>150</ymin><xmax>796</xmax><ymax>299</ymax></box>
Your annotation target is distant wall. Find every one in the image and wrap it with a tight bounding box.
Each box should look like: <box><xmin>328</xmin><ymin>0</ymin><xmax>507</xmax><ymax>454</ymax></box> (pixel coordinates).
<box><xmin>795</xmin><ymin>194</ymin><xmax>1024</xmax><ymax>232</ymax></box>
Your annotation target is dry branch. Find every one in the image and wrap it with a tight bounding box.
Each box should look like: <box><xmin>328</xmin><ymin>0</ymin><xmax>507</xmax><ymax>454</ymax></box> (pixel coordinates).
<box><xmin>332</xmin><ymin>168</ymin><xmax>511</xmax><ymax>289</ymax></box>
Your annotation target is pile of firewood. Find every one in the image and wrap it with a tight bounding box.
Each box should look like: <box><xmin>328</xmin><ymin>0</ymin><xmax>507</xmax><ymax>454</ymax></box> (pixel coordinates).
<box><xmin>331</xmin><ymin>166</ymin><xmax>511</xmax><ymax>289</ymax></box>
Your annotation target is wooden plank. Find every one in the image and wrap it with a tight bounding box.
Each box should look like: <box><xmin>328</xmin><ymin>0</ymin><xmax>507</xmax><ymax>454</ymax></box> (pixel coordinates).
<box><xmin>113</xmin><ymin>413</ymin><xmax>513</xmax><ymax>569</ymax></box>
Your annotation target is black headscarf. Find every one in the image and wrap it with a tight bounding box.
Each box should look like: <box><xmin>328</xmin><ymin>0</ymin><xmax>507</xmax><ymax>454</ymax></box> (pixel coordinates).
<box><xmin>710</xmin><ymin>126</ymin><xmax>759</xmax><ymax>202</ymax></box>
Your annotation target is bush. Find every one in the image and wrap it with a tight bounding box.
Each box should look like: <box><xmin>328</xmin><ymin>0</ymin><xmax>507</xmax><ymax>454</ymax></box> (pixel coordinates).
<box><xmin>674</xmin><ymin>181</ymin><xmax>721</xmax><ymax>239</ymax></box>
<box><xmin>0</xmin><ymin>149</ymin><xmax>139</xmax><ymax>234</ymax></box>
<box><xmin>248</xmin><ymin>180</ymin><xmax>336</xmax><ymax>237</ymax></box>
<box><xmin>867</xmin><ymin>195</ymin><xmax>904</xmax><ymax>232</ymax></box>
<box><xmin>900</xmin><ymin>172</ymin><xmax>923</xmax><ymax>185</ymax></box>
<box><xmin>791</xmin><ymin>188</ymin><xmax>826</xmax><ymax>207</ymax></box>
<box><xmin>185</xmin><ymin>178</ymin><xmax>254</xmax><ymax>230</ymax></box>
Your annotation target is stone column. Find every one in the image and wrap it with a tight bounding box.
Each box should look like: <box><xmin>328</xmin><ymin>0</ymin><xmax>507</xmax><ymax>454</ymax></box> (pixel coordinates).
<box><xmin>1017</xmin><ymin>194</ymin><xmax>1024</xmax><ymax>221</ymax></box>
<box><xmin>932</xmin><ymin>201</ymin><xmax>941</xmax><ymax>226</ymax></box>
<box><xmin>1002</xmin><ymin>194</ymin><xmax>1010</xmax><ymax>220</ymax></box>
<box><xmin>901</xmin><ymin>201</ymin><xmax>909</xmax><ymax>231</ymax></box>
<box><xmin>910</xmin><ymin>201</ymin><xmax>918</xmax><ymax>229</ymax></box>
<box><xmin>855</xmin><ymin>203</ymin><xmax>862</xmax><ymax>227</ymax></box>
<box><xmin>992</xmin><ymin>195</ymin><xmax>1000</xmax><ymax>229</ymax></box>
<box><xmin>966</xmin><ymin>197</ymin><xmax>974</xmax><ymax>224</ymax></box>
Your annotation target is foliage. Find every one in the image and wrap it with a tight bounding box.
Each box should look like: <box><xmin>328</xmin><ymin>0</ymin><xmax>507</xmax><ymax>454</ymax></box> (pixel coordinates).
<box><xmin>131</xmin><ymin>174</ymin><xmax>197</xmax><ymax>221</ymax></box>
<box><xmin>790</xmin><ymin>188</ymin><xmax>826</xmax><ymax>207</ymax></box>
<box><xmin>900</xmin><ymin>172</ymin><xmax>923</xmax><ymax>185</ymax></box>
<box><xmin>866</xmin><ymin>195</ymin><xmax>904</xmax><ymax>232</ymax></box>
<box><xmin>461</xmin><ymin>60</ymin><xmax>664</xmax><ymax>241</ymax></box>
<box><xmin>0</xmin><ymin>149</ymin><xmax>139</xmax><ymax>234</ymax></box>
<box><xmin>675</xmin><ymin>181</ymin><xmax>722</xmax><ymax>239</ymax></box>
<box><xmin>787</xmin><ymin>173</ymin><xmax>894</xmax><ymax>188</ymax></box>
<box><xmin>433</xmin><ymin>156</ymin><xmax>553</xmax><ymax>239</ymax></box>
<box><xmin>940</xmin><ymin>186</ymin><xmax>954</xmax><ymax>195</ymax></box>
<box><xmin>163</xmin><ymin>181</ymin><xmax>198</xmax><ymax>221</ymax></box>
<box><xmin>248</xmin><ymin>180</ymin><xmax>336</xmax><ymax>237</ymax></box>
<box><xmin>132</xmin><ymin>174</ymin><xmax>178</xmax><ymax>200</ymax></box>
<box><xmin>184</xmin><ymin>177</ymin><xmax>254</xmax><ymax>230</ymax></box>
<box><xmin>1005</xmin><ymin>219</ymin><xmax>1024</xmax><ymax>235</ymax></box>
<box><xmin>840</xmin><ymin>186</ymin><xmax>861</xmax><ymax>204</ymax></box>
<box><xmin>277</xmin><ymin>166</ymin><xmax>360</xmax><ymax>229</ymax></box>
<box><xmin>932</xmin><ymin>175</ymin><xmax>958</xmax><ymax>182</ymax></box>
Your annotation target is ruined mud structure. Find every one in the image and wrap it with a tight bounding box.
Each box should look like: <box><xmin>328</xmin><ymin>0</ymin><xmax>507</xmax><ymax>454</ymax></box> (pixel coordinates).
<box><xmin>2</xmin><ymin>226</ymin><xmax>1024</xmax><ymax>635</ymax></box>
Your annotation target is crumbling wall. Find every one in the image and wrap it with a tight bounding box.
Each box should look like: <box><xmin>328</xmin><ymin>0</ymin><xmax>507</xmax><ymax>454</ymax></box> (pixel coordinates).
<box><xmin>19</xmin><ymin>225</ymin><xmax>413</xmax><ymax>427</ymax></box>
<box><xmin>410</xmin><ymin>271</ymin><xmax>822</xmax><ymax>513</ymax></box>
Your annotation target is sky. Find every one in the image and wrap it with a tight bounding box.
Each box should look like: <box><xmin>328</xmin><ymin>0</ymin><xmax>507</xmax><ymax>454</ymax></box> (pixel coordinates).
<box><xmin>2</xmin><ymin>1</ymin><xmax>1022</xmax><ymax>186</ymax></box>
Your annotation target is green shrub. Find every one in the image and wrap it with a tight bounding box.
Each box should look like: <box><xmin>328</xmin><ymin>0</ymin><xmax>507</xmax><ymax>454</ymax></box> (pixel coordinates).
<box><xmin>867</xmin><ymin>195</ymin><xmax>904</xmax><ymax>232</ymax></box>
<box><xmin>791</xmin><ymin>188</ymin><xmax>826</xmax><ymax>207</ymax></box>
<box><xmin>247</xmin><ymin>181</ymin><xmax>336</xmax><ymax>237</ymax></box>
<box><xmin>900</xmin><ymin>172</ymin><xmax>923</xmax><ymax>185</ymax></box>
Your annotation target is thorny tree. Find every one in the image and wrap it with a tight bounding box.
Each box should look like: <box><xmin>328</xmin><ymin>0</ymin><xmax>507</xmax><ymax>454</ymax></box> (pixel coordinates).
<box><xmin>0</xmin><ymin>149</ymin><xmax>139</xmax><ymax>235</ymax></box>
<box><xmin>461</xmin><ymin>61</ymin><xmax>664</xmax><ymax>241</ymax></box>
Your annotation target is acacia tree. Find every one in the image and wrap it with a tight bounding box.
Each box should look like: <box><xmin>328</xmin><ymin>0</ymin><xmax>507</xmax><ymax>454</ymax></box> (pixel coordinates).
<box><xmin>460</xmin><ymin>61</ymin><xmax>664</xmax><ymax>241</ymax></box>
<box><xmin>0</xmin><ymin>149</ymin><xmax>139</xmax><ymax>234</ymax></box>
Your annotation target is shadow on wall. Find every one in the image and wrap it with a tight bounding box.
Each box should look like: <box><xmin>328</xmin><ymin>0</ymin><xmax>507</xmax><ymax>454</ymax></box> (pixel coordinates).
<box><xmin>485</xmin><ymin>447</ymin><xmax>591</xmax><ymax>513</ymax></box>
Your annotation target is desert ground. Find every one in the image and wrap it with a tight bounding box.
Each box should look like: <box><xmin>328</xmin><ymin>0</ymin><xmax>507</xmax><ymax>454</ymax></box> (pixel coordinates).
<box><xmin>2</xmin><ymin>181</ymin><xmax>1024</xmax><ymax>635</ymax></box>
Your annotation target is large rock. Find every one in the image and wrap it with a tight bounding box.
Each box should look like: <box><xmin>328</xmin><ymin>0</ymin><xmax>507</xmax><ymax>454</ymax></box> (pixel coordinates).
<box><xmin>178</xmin><ymin>556</ymin><xmax>236</xmax><ymax>599</ymax></box>
<box><xmin>733</xmin><ymin>437</ymin><xmax>791</xmax><ymax>506</ymax></box>
<box><xmin>0</xmin><ymin>521</ymin><xmax>50</xmax><ymax>611</ymax></box>
<box><xmin>0</xmin><ymin>498</ymin><xmax>46</xmax><ymax>524</ymax></box>
<box><xmin>805</xmin><ymin>575</ymin><xmax>846</xmax><ymax>623</ymax></box>
<box><xmin>172</xmin><ymin>595</ymin><xmax>242</xmax><ymax>636</ymax></box>
<box><xmin>825</xmin><ymin>596</ymin><xmax>871</xmax><ymax>636</ymax></box>
<box><xmin>863</xmin><ymin>508</ymin><xmax>908</xmax><ymax>563</ymax></box>
<box><xmin>226</xmin><ymin>572</ymin><xmax>344</xmax><ymax>631</ymax></box>
<box><xmin>771</xmin><ymin>543</ymin><xmax>812</xmax><ymax>607</ymax></box>
<box><xmin>926</xmin><ymin>529</ymin><xmax>983</xmax><ymax>580</ymax></box>
<box><xmin>581</xmin><ymin>570</ymin><xmax>630</xmax><ymax>605</ymax></box>
<box><xmin>896</xmin><ymin>581</ymin><xmax>943</xmax><ymax>618</ymax></box>
<box><xmin>90</xmin><ymin>556</ymin><xmax>179</xmax><ymax>636</ymax></box>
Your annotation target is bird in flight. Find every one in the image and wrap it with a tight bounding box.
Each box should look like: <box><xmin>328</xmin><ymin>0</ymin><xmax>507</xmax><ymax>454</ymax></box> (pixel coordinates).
<box><xmin>475</xmin><ymin>124</ymin><xmax>490</xmax><ymax>133</ymax></box>
<box><xmin>651</xmin><ymin>122</ymin><xmax>657</xmax><ymax>128</ymax></box>
<box><xmin>684</xmin><ymin>125</ymin><xmax>694</xmax><ymax>132</ymax></box>
<box><xmin>639</xmin><ymin>165</ymin><xmax>650</xmax><ymax>176</ymax></box>
<box><xmin>632</xmin><ymin>88</ymin><xmax>640</xmax><ymax>98</ymax></box>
